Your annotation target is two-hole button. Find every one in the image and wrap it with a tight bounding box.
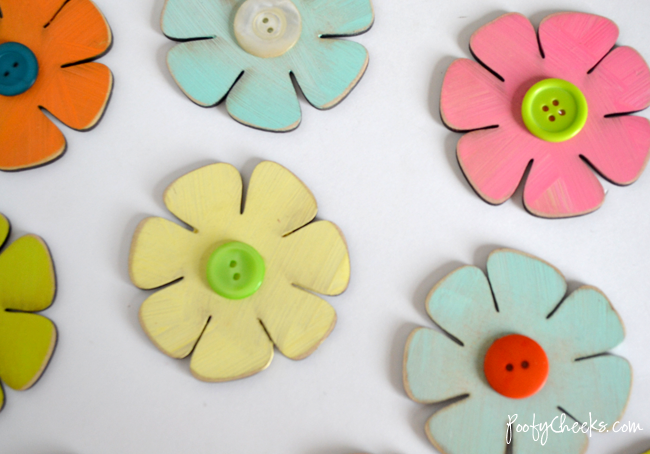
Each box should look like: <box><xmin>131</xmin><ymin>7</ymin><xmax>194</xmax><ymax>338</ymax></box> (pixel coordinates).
<box><xmin>206</xmin><ymin>241</ymin><xmax>266</xmax><ymax>300</ymax></box>
<box><xmin>0</xmin><ymin>42</ymin><xmax>39</xmax><ymax>97</ymax></box>
<box><xmin>483</xmin><ymin>334</ymin><xmax>549</xmax><ymax>399</ymax></box>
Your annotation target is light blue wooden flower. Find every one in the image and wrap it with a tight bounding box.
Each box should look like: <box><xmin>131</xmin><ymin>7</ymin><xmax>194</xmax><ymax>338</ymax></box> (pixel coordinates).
<box><xmin>403</xmin><ymin>249</ymin><xmax>631</xmax><ymax>454</ymax></box>
<box><xmin>161</xmin><ymin>0</ymin><xmax>374</xmax><ymax>132</ymax></box>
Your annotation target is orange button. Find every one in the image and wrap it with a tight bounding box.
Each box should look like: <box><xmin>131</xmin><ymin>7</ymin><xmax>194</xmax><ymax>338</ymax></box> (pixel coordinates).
<box><xmin>483</xmin><ymin>334</ymin><xmax>549</xmax><ymax>399</ymax></box>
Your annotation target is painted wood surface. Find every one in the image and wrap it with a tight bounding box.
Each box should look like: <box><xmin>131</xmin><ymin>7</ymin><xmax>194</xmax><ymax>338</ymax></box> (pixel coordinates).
<box><xmin>130</xmin><ymin>161</ymin><xmax>350</xmax><ymax>382</ymax></box>
<box><xmin>403</xmin><ymin>249</ymin><xmax>631</xmax><ymax>454</ymax></box>
<box><xmin>162</xmin><ymin>0</ymin><xmax>373</xmax><ymax>132</ymax></box>
<box><xmin>0</xmin><ymin>0</ymin><xmax>113</xmax><ymax>171</ymax></box>
<box><xmin>0</xmin><ymin>214</ymin><xmax>57</xmax><ymax>412</ymax></box>
<box><xmin>440</xmin><ymin>12</ymin><xmax>650</xmax><ymax>218</ymax></box>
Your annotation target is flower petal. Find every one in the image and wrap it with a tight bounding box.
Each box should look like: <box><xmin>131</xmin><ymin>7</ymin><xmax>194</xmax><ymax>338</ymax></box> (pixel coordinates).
<box><xmin>425</xmin><ymin>396</ymin><xmax>507</xmax><ymax>454</ymax></box>
<box><xmin>40</xmin><ymin>63</ymin><xmax>113</xmax><ymax>130</ymax></box>
<box><xmin>161</xmin><ymin>0</ymin><xmax>230</xmax><ymax>40</ymax></box>
<box><xmin>167</xmin><ymin>39</ymin><xmax>245</xmax><ymax>107</ymax></box>
<box><xmin>524</xmin><ymin>151</ymin><xmax>605</xmax><ymax>217</ymax></box>
<box><xmin>457</xmin><ymin>125</ymin><xmax>539</xmax><ymax>204</ymax></box>
<box><xmin>303</xmin><ymin>0</ymin><xmax>374</xmax><ymax>36</ymax></box>
<box><xmin>426</xmin><ymin>266</ymin><xmax>497</xmax><ymax>344</ymax></box>
<box><xmin>588</xmin><ymin>46</ymin><xmax>650</xmax><ymax>115</ymax></box>
<box><xmin>226</xmin><ymin>67</ymin><xmax>301</xmax><ymax>131</ymax></box>
<box><xmin>243</xmin><ymin>161</ymin><xmax>317</xmax><ymax>237</ymax></box>
<box><xmin>403</xmin><ymin>328</ymin><xmax>477</xmax><ymax>404</ymax></box>
<box><xmin>441</xmin><ymin>59</ymin><xmax>509</xmax><ymax>131</ymax></box>
<box><xmin>539</xmin><ymin>13</ymin><xmax>618</xmax><ymax>76</ymax></box>
<box><xmin>129</xmin><ymin>217</ymin><xmax>197</xmax><ymax>290</ymax></box>
<box><xmin>256</xmin><ymin>284</ymin><xmax>336</xmax><ymax>360</ymax></box>
<box><xmin>427</xmin><ymin>389</ymin><xmax>588</xmax><ymax>454</ymax></box>
<box><xmin>0</xmin><ymin>103</ymin><xmax>66</xmax><ymax>171</ymax></box>
<box><xmin>42</xmin><ymin>0</ymin><xmax>112</xmax><ymax>66</ymax></box>
<box><xmin>578</xmin><ymin>116</ymin><xmax>650</xmax><ymax>185</ymax></box>
<box><xmin>291</xmin><ymin>39</ymin><xmax>368</xmax><ymax>109</ymax></box>
<box><xmin>559</xmin><ymin>355</ymin><xmax>631</xmax><ymax>426</ymax></box>
<box><xmin>469</xmin><ymin>13</ymin><xmax>541</xmax><ymax>84</ymax></box>
<box><xmin>0</xmin><ymin>214</ymin><xmax>9</xmax><ymax>249</ymax></box>
<box><xmin>279</xmin><ymin>221</ymin><xmax>349</xmax><ymax>295</ymax></box>
<box><xmin>190</xmin><ymin>304</ymin><xmax>273</xmax><ymax>382</ymax></box>
<box><xmin>548</xmin><ymin>286</ymin><xmax>624</xmax><ymax>358</ymax></box>
<box><xmin>0</xmin><ymin>0</ymin><xmax>65</xmax><ymax>31</ymax></box>
<box><xmin>486</xmin><ymin>249</ymin><xmax>566</xmax><ymax>320</ymax></box>
<box><xmin>0</xmin><ymin>311</ymin><xmax>56</xmax><ymax>391</ymax></box>
<box><xmin>0</xmin><ymin>235</ymin><xmax>55</xmax><ymax>312</ymax></box>
<box><xmin>139</xmin><ymin>280</ymin><xmax>211</xmax><ymax>359</ymax></box>
<box><xmin>163</xmin><ymin>163</ymin><xmax>243</xmax><ymax>231</ymax></box>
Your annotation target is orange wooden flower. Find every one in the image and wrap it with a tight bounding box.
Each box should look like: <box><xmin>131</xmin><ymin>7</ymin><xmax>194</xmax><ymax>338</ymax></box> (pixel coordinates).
<box><xmin>0</xmin><ymin>0</ymin><xmax>113</xmax><ymax>171</ymax></box>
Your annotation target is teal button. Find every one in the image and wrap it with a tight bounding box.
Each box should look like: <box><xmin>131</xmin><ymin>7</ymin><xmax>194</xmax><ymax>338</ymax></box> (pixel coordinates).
<box><xmin>0</xmin><ymin>42</ymin><xmax>39</xmax><ymax>97</ymax></box>
<box><xmin>206</xmin><ymin>242</ymin><xmax>265</xmax><ymax>300</ymax></box>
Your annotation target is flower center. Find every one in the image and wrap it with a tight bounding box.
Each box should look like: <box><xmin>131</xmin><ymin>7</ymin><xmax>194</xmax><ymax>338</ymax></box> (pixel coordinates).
<box><xmin>521</xmin><ymin>78</ymin><xmax>588</xmax><ymax>142</ymax></box>
<box><xmin>0</xmin><ymin>42</ymin><xmax>39</xmax><ymax>97</ymax></box>
<box><xmin>206</xmin><ymin>241</ymin><xmax>265</xmax><ymax>300</ymax></box>
<box><xmin>234</xmin><ymin>0</ymin><xmax>302</xmax><ymax>58</ymax></box>
<box><xmin>483</xmin><ymin>334</ymin><xmax>549</xmax><ymax>399</ymax></box>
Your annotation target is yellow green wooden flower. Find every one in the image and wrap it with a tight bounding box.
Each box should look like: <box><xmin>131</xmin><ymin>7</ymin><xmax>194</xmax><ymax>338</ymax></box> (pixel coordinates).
<box><xmin>0</xmin><ymin>213</ymin><xmax>57</xmax><ymax>411</ymax></box>
<box><xmin>129</xmin><ymin>161</ymin><xmax>350</xmax><ymax>382</ymax></box>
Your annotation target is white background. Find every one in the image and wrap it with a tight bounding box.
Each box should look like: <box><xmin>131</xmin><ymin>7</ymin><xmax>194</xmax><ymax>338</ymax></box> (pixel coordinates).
<box><xmin>1</xmin><ymin>0</ymin><xmax>649</xmax><ymax>453</ymax></box>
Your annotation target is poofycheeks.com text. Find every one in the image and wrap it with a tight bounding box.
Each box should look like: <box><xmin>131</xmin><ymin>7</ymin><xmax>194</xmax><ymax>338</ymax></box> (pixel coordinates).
<box><xmin>506</xmin><ymin>414</ymin><xmax>643</xmax><ymax>446</ymax></box>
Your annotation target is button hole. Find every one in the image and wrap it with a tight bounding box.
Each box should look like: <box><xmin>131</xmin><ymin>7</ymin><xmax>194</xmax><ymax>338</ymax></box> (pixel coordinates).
<box><xmin>267</xmin><ymin>27</ymin><xmax>274</xmax><ymax>33</ymax></box>
<box><xmin>558</xmin><ymin>110</ymin><xmax>565</xmax><ymax>116</ymax></box>
<box><xmin>552</xmin><ymin>100</ymin><xmax>559</xmax><ymax>106</ymax></box>
<box><xmin>542</xmin><ymin>105</ymin><xmax>549</xmax><ymax>112</ymax></box>
<box><xmin>262</xmin><ymin>18</ymin><xmax>269</xmax><ymax>23</ymax></box>
<box><xmin>233</xmin><ymin>273</ymin><xmax>241</xmax><ymax>281</ymax></box>
<box><xmin>3</xmin><ymin>72</ymin><xmax>8</xmax><ymax>77</ymax></box>
<box><xmin>521</xmin><ymin>361</ymin><xmax>529</xmax><ymax>369</ymax></box>
<box><xmin>505</xmin><ymin>364</ymin><xmax>514</xmax><ymax>372</ymax></box>
<box><xmin>12</xmin><ymin>63</ymin><xmax>18</xmax><ymax>68</ymax></box>
<box><xmin>229</xmin><ymin>261</ymin><xmax>237</xmax><ymax>268</ymax></box>
<box><xmin>549</xmin><ymin>115</ymin><xmax>556</xmax><ymax>122</ymax></box>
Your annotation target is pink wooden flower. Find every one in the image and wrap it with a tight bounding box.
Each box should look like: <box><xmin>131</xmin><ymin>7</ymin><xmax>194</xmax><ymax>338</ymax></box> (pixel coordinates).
<box><xmin>441</xmin><ymin>12</ymin><xmax>650</xmax><ymax>218</ymax></box>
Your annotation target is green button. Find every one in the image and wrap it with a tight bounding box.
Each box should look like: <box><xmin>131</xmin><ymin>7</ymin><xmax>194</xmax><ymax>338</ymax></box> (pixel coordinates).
<box><xmin>521</xmin><ymin>78</ymin><xmax>588</xmax><ymax>143</ymax></box>
<box><xmin>206</xmin><ymin>241</ymin><xmax>265</xmax><ymax>300</ymax></box>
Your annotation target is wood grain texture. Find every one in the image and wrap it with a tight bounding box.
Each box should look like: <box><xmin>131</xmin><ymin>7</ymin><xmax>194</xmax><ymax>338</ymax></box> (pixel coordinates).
<box><xmin>0</xmin><ymin>0</ymin><xmax>113</xmax><ymax>171</ymax></box>
<box><xmin>440</xmin><ymin>12</ymin><xmax>650</xmax><ymax>218</ymax></box>
<box><xmin>0</xmin><ymin>215</ymin><xmax>57</xmax><ymax>410</ymax></box>
<box><xmin>403</xmin><ymin>249</ymin><xmax>631</xmax><ymax>454</ymax></box>
<box><xmin>162</xmin><ymin>0</ymin><xmax>373</xmax><ymax>131</ymax></box>
<box><xmin>130</xmin><ymin>161</ymin><xmax>350</xmax><ymax>382</ymax></box>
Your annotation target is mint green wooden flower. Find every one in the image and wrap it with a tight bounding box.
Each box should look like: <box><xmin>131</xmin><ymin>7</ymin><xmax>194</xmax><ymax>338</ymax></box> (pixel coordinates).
<box><xmin>404</xmin><ymin>249</ymin><xmax>631</xmax><ymax>454</ymax></box>
<box><xmin>162</xmin><ymin>0</ymin><xmax>374</xmax><ymax>132</ymax></box>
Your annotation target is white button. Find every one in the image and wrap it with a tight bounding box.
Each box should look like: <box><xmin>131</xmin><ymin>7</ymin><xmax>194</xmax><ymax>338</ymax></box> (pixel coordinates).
<box><xmin>234</xmin><ymin>0</ymin><xmax>302</xmax><ymax>58</ymax></box>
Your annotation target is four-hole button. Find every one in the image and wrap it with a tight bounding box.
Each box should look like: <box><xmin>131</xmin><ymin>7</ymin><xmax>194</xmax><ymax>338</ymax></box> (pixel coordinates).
<box><xmin>521</xmin><ymin>78</ymin><xmax>588</xmax><ymax>143</ymax></box>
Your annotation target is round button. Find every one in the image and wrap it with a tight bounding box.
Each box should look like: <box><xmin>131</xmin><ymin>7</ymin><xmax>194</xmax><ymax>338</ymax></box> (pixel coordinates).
<box><xmin>206</xmin><ymin>241</ymin><xmax>265</xmax><ymax>300</ymax></box>
<box><xmin>483</xmin><ymin>334</ymin><xmax>549</xmax><ymax>399</ymax></box>
<box><xmin>234</xmin><ymin>0</ymin><xmax>302</xmax><ymax>59</ymax></box>
<box><xmin>0</xmin><ymin>42</ymin><xmax>39</xmax><ymax>97</ymax></box>
<box><xmin>521</xmin><ymin>78</ymin><xmax>588</xmax><ymax>143</ymax></box>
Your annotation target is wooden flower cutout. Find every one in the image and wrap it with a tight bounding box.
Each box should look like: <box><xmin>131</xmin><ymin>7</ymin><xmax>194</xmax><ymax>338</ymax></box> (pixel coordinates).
<box><xmin>0</xmin><ymin>213</ymin><xmax>57</xmax><ymax>411</ymax></box>
<box><xmin>441</xmin><ymin>12</ymin><xmax>650</xmax><ymax>217</ymax></box>
<box><xmin>161</xmin><ymin>0</ymin><xmax>374</xmax><ymax>132</ymax></box>
<box><xmin>129</xmin><ymin>161</ymin><xmax>350</xmax><ymax>382</ymax></box>
<box><xmin>0</xmin><ymin>0</ymin><xmax>113</xmax><ymax>171</ymax></box>
<box><xmin>404</xmin><ymin>249</ymin><xmax>631</xmax><ymax>454</ymax></box>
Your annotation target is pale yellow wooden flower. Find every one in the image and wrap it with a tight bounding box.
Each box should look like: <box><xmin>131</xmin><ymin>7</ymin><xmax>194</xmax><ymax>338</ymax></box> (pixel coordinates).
<box><xmin>129</xmin><ymin>161</ymin><xmax>350</xmax><ymax>382</ymax></box>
